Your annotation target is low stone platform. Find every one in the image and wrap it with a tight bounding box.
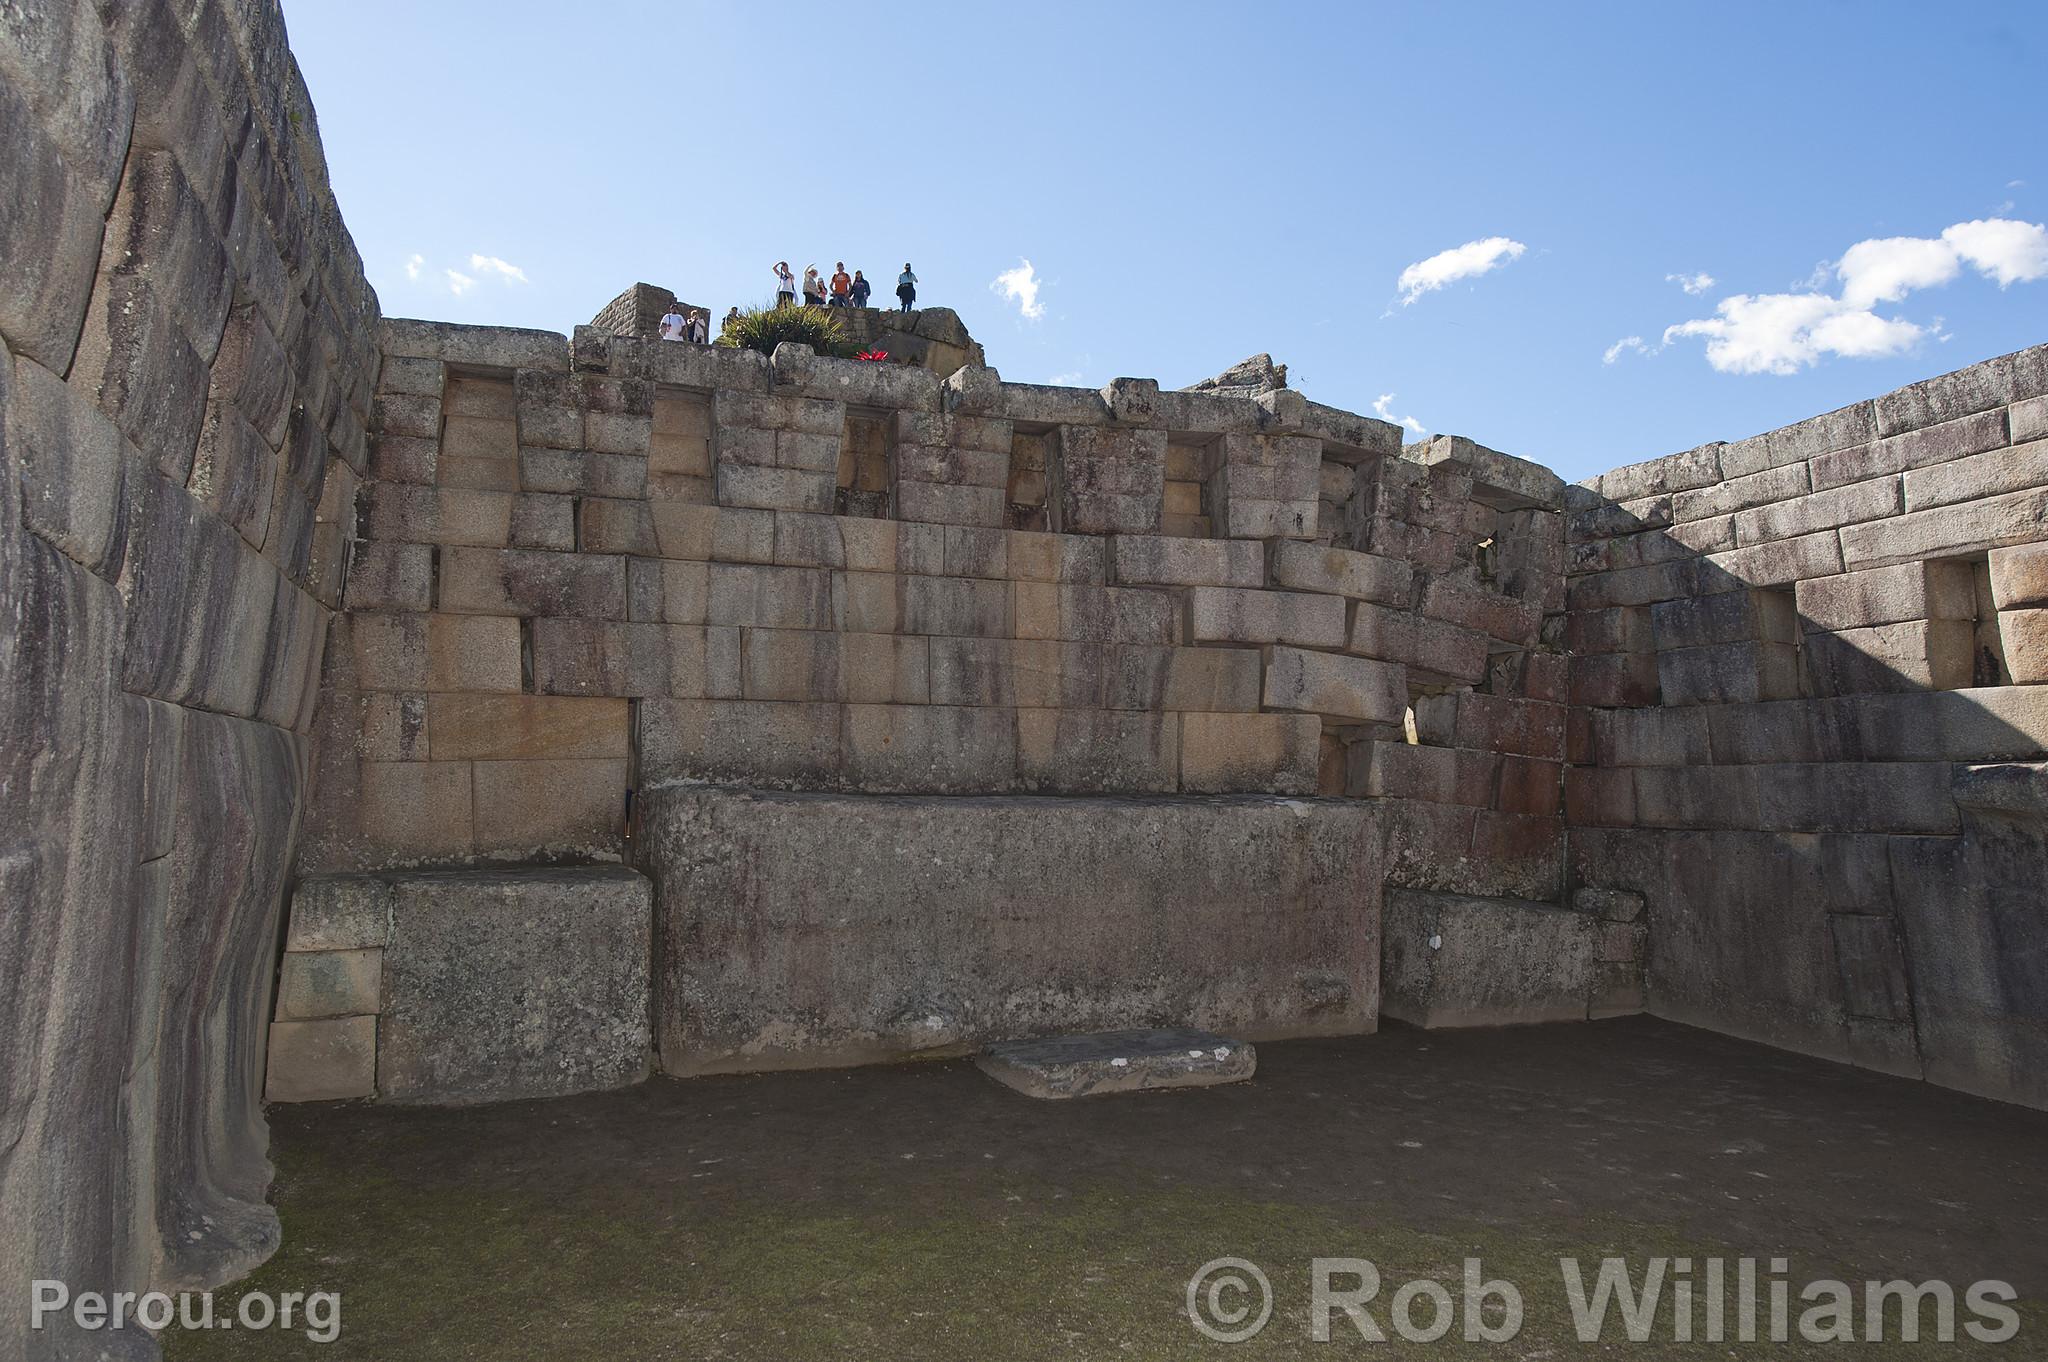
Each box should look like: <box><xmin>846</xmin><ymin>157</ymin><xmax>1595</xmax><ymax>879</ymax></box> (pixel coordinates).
<box><xmin>977</xmin><ymin>1028</ymin><xmax>1255</xmax><ymax>1098</ymax></box>
<box><xmin>1380</xmin><ymin>888</ymin><xmax>1644</xmax><ymax>1028</ymax></box>
<box><xmin>638</xmin><ymin>786</ymin><xmax>1382</xmax><ymax>1075</ymax></box>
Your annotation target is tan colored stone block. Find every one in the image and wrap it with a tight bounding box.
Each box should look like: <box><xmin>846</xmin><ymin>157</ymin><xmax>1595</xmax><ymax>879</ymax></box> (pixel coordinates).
<box><xmin>742</xmin><ymin>627</ymin><xmax>842</xmax><ymax>702</ymax></box>
<box><xmin>637</xmin><ymin>699</ymin><xmax>842</xmax><ymax>787</ymax></box>
<box><xmin>1012</xmin><ymin>583</ymin><xmax>1170</xmax><ymax>643</ymax></box>
<box><xmin>1006</xmin><ymin>530</ymin><xmax>1107</xmax><ymax>583</ymax></box>
<box><xmin>265</xmin><ymin>1017</ymin><xmax>377</xmax><ymax>1102</ymax></box>
<box><xmin>702</xmin><ymin>563</ymin><xmax>835</xmax><ymax>630</ymax></box>
<box><xmin>1262</xmin><ymin>647</ymin><xmax>1407</xmax><ymax>723</ymax></box>
<box><xmin>580</xmin><ymin>496</ymin><xmax>659</xmax><ymax>555</ymax></box>
<box><xmin>1015</xmin><ymin>710</ymin><xmax>1177</xmax><ymax>794</ymax></box>
<box><xmin>472</xmin><ymin>757</ymin><xmax>629</xmax><ymax>854</ymax></box>
<box><xmin>1005</xmin><ymin>639</ymin><xmax>1110</xmax><ymax>708</ymax></box>
<box><xmin>842</xmin><ymin>633</ymin><xmax>930</xmax><ymax>704</ymax></box>
<box><xmin>275</xmin><ymin>949</ymin><xmax>382</xmax><ymax>1020</ymax></box>
<box><xmin>650</xmin><ymin>501</ymin><xmax>776</xmax><ymax>562</ymax></box>
<box><xmin>1989</xmin><ymin>541</ymin><xmax>2048</xmax><ymax>609</ymax></box>
<box><xmin>1178</xmin><ymin>713</ymin><xmax>1321</xmax><ymax>795</ymax></box>
<box><xmin>1109</xmin><ymin>535</ymin><xmax>1262</xmax><ymax>588</ymax></box>
<box><xmin>1794</xmin><ymin>560</ymin><xmax>1977</xmax><ymax>631</ymax></box>
<box><xmin>441</xmin><ymin>414</ymin><xmax>517</xmax><ymax>463</ymax></box>
<box><xmin>442</xmin><ymin>373</ymin><xmax>516</xmax><ymax>419</ymax></box>
<box><xmin>359</xmin><ymin>760</ymin><xmax>473</xmax><ymax>857</ymax></box>
<box><xmin>1106</xmin><ymin>645</ymin><xmax>1261</xmax><ymax>712</ymax></box>
<box><xmin>1839</xmin><ymin>486</ymin><xmax>2048</xmax><ymax>571</ymax></box>
<box><xmin>438</xmin><ymin>546</ymin><xmax>627</xmax><ymax>617</ymax></box>
<box><xmin>427</xmin><ymin>694</ymin><xmax>630</xmax><ymax>760</ymax></box>
<box><xmin>2000</xmin><ymin>608</ymin><xmax>2048</xmax><ymax>683</ymax></box>
<box><xmin>426</xmin><ymin>614</ymin><xmax>523</xmax><ymax>692</ymax></box>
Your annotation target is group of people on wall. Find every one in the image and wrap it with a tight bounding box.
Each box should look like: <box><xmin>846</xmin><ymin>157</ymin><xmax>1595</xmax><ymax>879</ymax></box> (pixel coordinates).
<box><xmin>773</xmin><ymin>261</ymin><xmax>919</xmax><ymax>312</ymax></box>
<box><xmin>655</xmin><ymin>261</ymin><xmax>926</xmax><ymax>344</ymax></box>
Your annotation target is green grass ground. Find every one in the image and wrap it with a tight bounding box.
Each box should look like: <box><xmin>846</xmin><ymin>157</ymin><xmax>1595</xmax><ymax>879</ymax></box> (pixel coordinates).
<box><xmin>169</xmin><ymin>1019</ymin><xmax>2048</xmax><ymax>1359</ymax></box>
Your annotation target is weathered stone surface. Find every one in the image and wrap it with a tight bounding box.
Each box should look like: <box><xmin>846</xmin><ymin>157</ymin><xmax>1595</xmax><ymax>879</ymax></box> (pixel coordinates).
<box><xmin>644</xmin><ymin>787</ymin><xmax>1379</xmax><ymax>1074</ymax></box>
<box><xmin>375</xmin><ymin>867</ymin><xmax>652</xmax><ymax>1103</ymax></box>
<box><xmin>1261</xmin><ymin>646</ymin><xmax>1406</xmax><ymax>724</ymax></box>
<box><xmin>264</xmin><ymin>1017</ymin><xmax>376</xmax><ymax>1102</ymax></box>
<box><xmin>1179</xmin><ymin>713</ymin><xmax>1321</xmax><ymax>794</ymax></box>
<box><xmin>1794</xmin><ymin>559</ymin><xmax>1976</xmax><ymax>631</ymax></box>
<box><xmin>1804</xmin><ymin>619</ymin><xmax>1975</xmax><ymax>695</ymax></box>
<box><xmin>1268</xmin><ymin>540</ymin><xmax>1412</xmax><ymax>605</ymax></box>
<box><xmin>274</xmin><ymin>948</ymin><xmax>381</xmax><ymax>1020</ymax></box>
<box><xmin>1407</xmin><ymin>434</ymin><xmax>1564</xmax><ymax>511</ymax></box>
<box><xmin>977</xmin><ymin>1028</ymin><xmax>1256</xmax><ymax>1099</ymax></box>
<box><xmin>1109</xmin><ymin>534</ymin><xmax>1262</xmax><ymax>588</ymax></box>
<box><xmin>1657</xmin><ymin>640</ymin><xmax>1801</xmax><ymax>707</ymax></box>
<box><xmin>1989</xmin><ymin>542</ymin><xmax>2048</xmax><ymax>609</ymax></box>
<box><xmin>1186</xmin><ymin>586</ymin><xmax>1346</xmax><ymax>648</ymax></box>
<box><xmin>1573</xmin><ymin>886</ymin><xmax>1646</xmax><ymax>922</ymax></box>
<box><xmin>2001</xmin><ymin>609</ymin><xmax>2048</xmax><ymax>684</ymax></box>
<box><xmin>1838</xmin><ymin>486</ymin><xmax>2048</xmax><ymax>570</ymax></box>
<box><xmin>1381</xmin><ymin>890</ymin><xmax>1599</xmax><ymax>1027</ymax></box>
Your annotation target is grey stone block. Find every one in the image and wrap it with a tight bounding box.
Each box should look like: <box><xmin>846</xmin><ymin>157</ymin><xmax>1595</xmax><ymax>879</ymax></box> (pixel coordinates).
<box><xmin>1840</xmin><ymin>486</ymin><xmax>2048</xmax><ymax>570</ymax></box>
<box><xmin>1573</xmin><ymin>887</ymin><xmax>1646</xmax><ymax>922</ymax></box>
<box><xmin>1381</xmin><ymin>890</ymin><xmax>1599</xmax><ymax>1027</ymax></box>
<box><xmin>377</xmin><ymin>867</ymin><xmax>653</xmax><ymax>1103</ymax></box>
<box><xmin>644</xmin><ymin>787</ymin><xmax>1379</xmax><ymax>1074</ymax></box>
<box><xmin>1794</xmin><ymin>560</ymin><xmax>1976</xmax><ymax>631</ymax></box>
<box><xmin>1804</xmin><ymin>619</ymin><xmax>1974</xmax><ymax>696</ymax></box>
<box><xmin>1903</xmin><ymin>437</ymin><xmax>2048</xmax><ymax>512</ymax></box>
<box><xmin>977</xmin><ymin>1028</ymin><xmax>1255</xmax><ymax>1099</ymax></box>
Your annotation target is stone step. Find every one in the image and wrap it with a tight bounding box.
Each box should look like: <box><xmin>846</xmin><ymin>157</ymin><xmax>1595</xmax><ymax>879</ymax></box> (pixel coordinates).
<box><xmin>976</xmin><ymin>1028</ymin><xmax>1256</xmax><ymax>1099</ymax></box>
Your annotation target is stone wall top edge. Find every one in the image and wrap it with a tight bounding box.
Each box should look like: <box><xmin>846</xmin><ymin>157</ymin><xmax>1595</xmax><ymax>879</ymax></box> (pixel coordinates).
<box><xmin>638</xmin><ymin>781</ymin><xmax>1380</xmax><ymax>815</ymax></box>
<box><xmin>1586</xmin><ymin>340</ymin><xmax>2048</xmax><ymax>500</ymax></box>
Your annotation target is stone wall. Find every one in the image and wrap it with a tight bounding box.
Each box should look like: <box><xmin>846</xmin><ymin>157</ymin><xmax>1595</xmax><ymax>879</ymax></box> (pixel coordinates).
<box><xmin>1563</xmin><ymin>345</ymin><xmax>2048</xmax><ymax>1109</ymax></box>
<box><xmin>0</xmin><ymin>0</ymin><xmax>380</xmax><ymax>1354</ymax></box>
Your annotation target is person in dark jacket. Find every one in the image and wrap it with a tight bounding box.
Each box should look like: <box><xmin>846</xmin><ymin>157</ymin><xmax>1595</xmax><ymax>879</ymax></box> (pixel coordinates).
<box><xmin>896</xmin><ymin>263</ymin><xmax>918</xmax><ymax>312</ymax></box>
<box><xmin>849</xmin><ymin>270</ymin><xmax>871</xmax><ymax>308</ymax></box>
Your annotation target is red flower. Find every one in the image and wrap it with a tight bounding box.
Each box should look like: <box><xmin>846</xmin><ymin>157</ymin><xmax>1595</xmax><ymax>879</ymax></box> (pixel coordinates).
<box><xmin>856</xmin><ymin>348</ymin><xmax>890</xmax><ymax>362</ymax></box>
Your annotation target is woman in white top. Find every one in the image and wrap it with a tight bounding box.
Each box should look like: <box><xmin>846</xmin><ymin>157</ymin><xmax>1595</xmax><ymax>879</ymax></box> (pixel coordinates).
<box><xmin>658</xmin><ymin>307</ymin><xmax>686</xmax><ymax>341</ymax></box>
<box><xmin>773</xmin><ymin>262</ymin><xmax>796</xmax><ymax>307</ymax></box>
<box><xmin>802</xmin><ymin>266</ymin><xmax>824</xmax><ymax>307</ymax></box>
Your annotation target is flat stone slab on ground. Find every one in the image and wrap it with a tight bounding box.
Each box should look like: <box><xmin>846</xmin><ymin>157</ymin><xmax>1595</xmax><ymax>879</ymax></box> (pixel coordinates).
<box><xmin>976</xmin><ymin>1027</ymin><xmax>1255</xmax><ymax>1099</ymax></box>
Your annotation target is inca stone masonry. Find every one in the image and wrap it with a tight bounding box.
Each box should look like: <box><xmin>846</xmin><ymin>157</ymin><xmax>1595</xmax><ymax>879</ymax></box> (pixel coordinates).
<box><xmin>4</xmin><ymin>1</ymin><xmax>2046</xmax><ymax>1355</ymax></box>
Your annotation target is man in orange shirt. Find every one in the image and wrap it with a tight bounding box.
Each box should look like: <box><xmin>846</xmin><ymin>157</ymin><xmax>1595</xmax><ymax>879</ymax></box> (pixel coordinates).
<box><xmin>829</xmin><ymin>262</ymin><xmax>852</xmax><ymax>307</ymax></box>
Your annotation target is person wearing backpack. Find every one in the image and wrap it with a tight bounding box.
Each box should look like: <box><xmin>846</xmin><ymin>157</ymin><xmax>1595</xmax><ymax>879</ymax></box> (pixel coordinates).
<box><xmin>896</xmin><ymin>263</ymin><xmax>918</xmax><ymax>312</ymax></box>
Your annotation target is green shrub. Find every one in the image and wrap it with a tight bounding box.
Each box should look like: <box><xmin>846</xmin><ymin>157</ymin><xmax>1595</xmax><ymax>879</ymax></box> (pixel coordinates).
<box><xmin>715</xmin><ymin>303</ymin><xmax>857</xmax><ymax>359</ymax></box>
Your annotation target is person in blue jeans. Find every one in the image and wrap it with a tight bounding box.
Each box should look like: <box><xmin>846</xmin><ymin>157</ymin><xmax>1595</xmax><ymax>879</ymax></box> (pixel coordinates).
<box><xmin>896</xmin><ymin>263</ymin><xmax>918</xmax><ymax>312</ymax></box>
<box><xmin>850</xmin><ymin>270</ymin><xmax>871</xmax><ymax>308</ymax></box>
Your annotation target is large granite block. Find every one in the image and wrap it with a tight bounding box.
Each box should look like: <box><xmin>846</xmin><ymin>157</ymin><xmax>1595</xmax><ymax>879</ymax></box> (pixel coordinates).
<box><xmin>1381</xmin><ymin>890</ymin><xmax>1599</xmax><ymax>1028</ymax></box>
<box><xmin>375</xmin><ymin>867</ymin><xmax>652</xmax><ymax>1104</ymax></box>
<box><xmin>643</xmin><ymin>788</ymin><xmax>1379</xmax><ymax>1074</ymax></box>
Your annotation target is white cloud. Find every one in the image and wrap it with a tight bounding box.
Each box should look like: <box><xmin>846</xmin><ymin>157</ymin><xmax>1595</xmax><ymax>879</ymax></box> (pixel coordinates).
<box><xmin>1372</xmin><ymin>393</ymin><xmax>1427</xmax><ymax>436</ymax></box>
<box><xmin>1666</xmin><ymin>271</ymin><xmax>1715</xmax><ymax>295</ymax></box>
<box><xmin>470</xmin><ymin>254</ymin><xmax>529</xmax><ymax>284</ymax></box>
<box><xmin>444</xmin><ymin>269</ymin><xmax>475</xmax><ymax>296</ymax></box>
<box><xmin>1396</xmin><ymin>236</ymin><xmax>1526</xmax><ymax>306</ymax></box>
<box><xmin>991</xmin><ymin>258</ymin><xmax>1045</xmax><ymax>320</ymax></box>
<box><xmin>1837</xmin><ymin>235</ymin><xmax>1959</xmax><ymax>307</ymax></box>
<box><xmin>1047</xmin><ymin>370</ymin><xmax>1083</xmax><ymax>386</ymax></box>
<box><xmin>1603</xmin><ymin>336</ymin><xmax>1648</xmax><ymax>365</ymax></box>
<box><xmin>2010</xmin><ymin>180</ymin><xmax>2027</xmax><ymax>189</ymax></box>
<box><xmin>404</xmin><ymin>253</ymin><xmax>423</xmax><ymax>281</ymax></box>
<box><xmin>1662</xmin><ymin>216</ymin><xmax>2047</xmax><ymax>375</ymax></box>
<box><xmin>1942</xmin><ymin>218</ymin><xmax>2048</xmax><ymax>287</ymax></box>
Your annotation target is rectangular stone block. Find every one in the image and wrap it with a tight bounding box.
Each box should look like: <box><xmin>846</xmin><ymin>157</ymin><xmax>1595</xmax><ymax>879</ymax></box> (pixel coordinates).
<box><xmin>287</xmin><ymin>875</ymin><xmax>396</xmax><ymax>951</ymax></box>
<box><xmin>1352</xmin><ymin>742</ymin><xmax>1500</xmax><ymax>806</ymax></box>
<box><xmin>1187</xmin><ymin>587</ymin><xmax>1346</xmax><ymax>648</ymax></box>
<box><xmin>716</xmin><ymin>462</ymin><xmax>835</xmax><ymax>513</ymax></box>
<box><xmin>1805</xmin><ymin>619</ymin><xmax>1975</xmax><ymax>695</ymax></box>
<box><xmin>2000</xmin><ymin>608</ymin><xmax>2048</xmax><ymax>684</ymax></box>
<box><xmin>376</xmin><ymin>867</ymin><xmax>651</xmax><ymax>1103</ymax></box>
<box><xmin>1564</xmin><ymin>767</ymin><xmax>1635</xmax><ymax>827</ymax></box>
<box><xmin>1752</xmin><ymin>762</ymin><xmax>1958</xmax><ymax>834</ymax></box>
<box><xmin>1794</xmin><ymin>560</ymin><xmax>1977</xmax><ymax>631</ymax></box>
<box><xmin>638</xmin><ymin>698</ymin><xmax>844</xmax><ymax>787</ymax></box>
<box><xmin>438</xmin><ymin>546</ymin><xmax>626</xmax><ymax>617</ymax></box>
<box><xmin>1262</xmin><ymin>647</ymin><xmax>1406</xmax><ymax>723</ymax></box>
<box><xmin>359</xmin><ymin>759</ymin><xmax>474</xmax><ymax>857</ymax></box>
<box><xmin>1651</xmin><ymin>588</ymin><xmax>1798</xmax><ymax>651</ymax></box>
<box><xmin>1564</xmin><ymin>605</ymin><xmax>1654</xmax><ymax>654</ymax></box>
<box><xmin>1657</xmin><ymin>639</ymin><xmax>1801</xmax><ymax>707</ymax></box>
<box><xmin>1671</xmin><ymin>461</ymin><xmax>1810</xmax><ymax>522</ymax></box>
<box><xmin>472</xmin><ymin>758</ymin><xmax>629</xmax><ymax>855</ymax></box>
<box><xmin>896</xmin><ymin>478</ymin><xmax>1007</xmax><ymax>528</ymax></box>
<box><xmin>427</xmin><ymin>694</ymin><xmax>629</xmax><ymax>760</ymax></box>
<box><xmin>842</xmin><ymin>704</ymin><xmax>1017</xmax><ymax>792</ymax></box>
<box><xmin>530</xmin><ymin>620</ymin><xmax>741</xmax><ymax>698</ymax></box>
<box><xmin>700</xmin><ymin>563</ymin><xmax>834</xmax><ymax>630</ymax></box>
<box><xmin>1813</xmin><ymin>407</ymin><xmax>2008</xmax><ymax>489</ymax></box>
<box><xmin>1592</xmin><ymin>706</ymin><xmax>1711</xmax><ymax>767</ymax></box>
<box><xmin>1106</xmin><ymin>646</ymin><xmax>1262</xmax><ymax>712</ymax></box>
<box><xmin>1632</xmin><ymin>766</ymin><xmax>1760</xmax><ymax>829</ymax></box>
<box><xmin>1014</xmin><ymin>582</ymin><xmax>1173</xmax><ymax>644</ymax></box>
<box><xmin>1903</xmin><ymin>437</ymin><xmax>2048</xmax><ymax>512</ymax></box>
<box><xmin>1007</xmin><ymin>529</ymin><xmax>1107</xmax><ymax>584</ymax></box>
<box><xmin>1988</xmin><ymin>542</ymin><xmax>2048</xmax><ymax>609</ymax></box>
<box><xmin>1015</xmin><ymin>710</ymin><xmax>1178</xmax><ymax>793</ymax></box>
<box><xmin>1267</xmin><ymin>541</ymin><xmax>1413</xmax><ymax>605</ymax></box>
<box><xmin>1381</xmin><ymin>890</ymin><xmax>1597</xmax><ymax>1028</ymax></box>
<box><xmin>1419</xmin><ymin>579</ymin><xmax>1543</xmax><ymax>647</ymax></box>
<box><xmin>265</xmin><ymin>1017</ymin><xmax>377</xmax><ymax>1102</ymax></box>
<box><xmin>1109</xmin><ymin>534</ymin><xmax>1263</xmax><ymax>588</ymax></box>
<box><xmin>275</xmin><ymin>949</ymin><xmax>382</xmax><ymax>1020</ymax></box>
<box><xmin>1413</xmin><ymin>693</ymin><xmax>1565</xmax><ymax>759</ymax></box>
<box><xmin>1839</xmin><ymin>486</ymin><xmax>2048</xmax><ymax>571</ymax></box>
<box><xmin>642</xmin><ymin>787</ymin><xmax>1379</xmax><ymax>1073</ymax></box>
<box><xmin>650</xmin><ymin>501</ymin><xmax>776</xmax><ymax>562</ymax></box>
<box><xmin>1178</xmin><ymin>713</ymin><xmax>1321</xmax><ymax>795</ymax></box>
<box><xmin>1703</xmin><ymin>528</ymin><xmax>1844</xmax><ymax>587</ymax></box>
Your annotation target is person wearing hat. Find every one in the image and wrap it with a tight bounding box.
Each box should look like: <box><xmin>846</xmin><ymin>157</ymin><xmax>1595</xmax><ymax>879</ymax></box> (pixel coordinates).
<box><xmin>896</xmin><ymin>262</ymin><xmax>918</xmax><ymax>312</ymax></box>
<box><xmin>802</xmin><ymin>265</ymin><xmax>825</xmax><ymax>307</ymax></box>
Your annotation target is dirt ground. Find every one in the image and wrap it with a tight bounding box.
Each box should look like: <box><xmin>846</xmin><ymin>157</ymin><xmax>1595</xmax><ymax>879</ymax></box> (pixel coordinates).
<box><xmin>169</xmin><ymin>1018</ymin><xmax>2048</xmax><ymax>1359</ymax></box>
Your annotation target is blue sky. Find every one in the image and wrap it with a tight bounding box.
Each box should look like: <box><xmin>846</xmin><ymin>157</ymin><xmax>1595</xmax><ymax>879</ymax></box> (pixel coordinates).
<box><xmin>284</xmin><ymin>1</ymin><xmax>2045</xmax><ymax>483</ymax></box>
